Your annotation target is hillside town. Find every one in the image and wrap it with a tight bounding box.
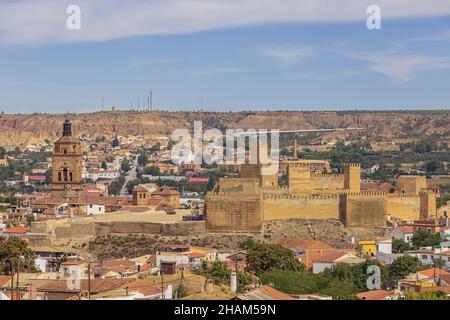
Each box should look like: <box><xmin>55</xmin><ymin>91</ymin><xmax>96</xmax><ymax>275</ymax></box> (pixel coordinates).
<box><xmin>1</xmin><ymin>114</ymin><xmax>449</xmax><ymax>301</ymax></box>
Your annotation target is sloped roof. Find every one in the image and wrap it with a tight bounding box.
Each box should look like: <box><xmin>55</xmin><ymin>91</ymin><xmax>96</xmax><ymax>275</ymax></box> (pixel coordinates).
<box><xmin>418</xmin><ymin>268</ymin><xmax>450</xmax><ymax>278</ymax></box>
<box><xmin>238</xmin><ymin>285</ymin><xmax>294</xmax><ymax>300</ymax></box>
<box><xmin>356</xmin><ymin>290</ymin><xmax>395</xmax><ymax>300</ymax></box>
<box><xmin>151</xmin><ymin>185</ymin><xmax>180</xmax><ymax>196</ymax></box>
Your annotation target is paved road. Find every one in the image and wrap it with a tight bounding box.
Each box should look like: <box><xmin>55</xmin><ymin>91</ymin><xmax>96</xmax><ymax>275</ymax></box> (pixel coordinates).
<box><xmin>120</xmin><ymin>156</ymin><xmax>139</xmax><ymax>196</ymax></box>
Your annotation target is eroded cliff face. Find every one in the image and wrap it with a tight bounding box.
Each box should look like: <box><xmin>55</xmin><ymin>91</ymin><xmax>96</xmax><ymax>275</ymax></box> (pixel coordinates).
<box><xmin>0</xmin><ymin>110</ymin><xmax>448</xmax><ymax>146</ymax></box>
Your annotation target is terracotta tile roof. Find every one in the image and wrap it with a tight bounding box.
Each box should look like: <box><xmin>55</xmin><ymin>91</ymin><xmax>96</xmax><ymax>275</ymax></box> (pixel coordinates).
<box><xmin>2</xmin><ymin>226</ymin><xmax>29</xmax><ymax>234</ymax></box>
<box><xmin>187</xmin><ymin>177</ymin><xmax>209</xmax><ymax>184</ymax></box>
<box><xmin>312</xmin><ymin>251</ymin><xmax>348</xmax><ymax>263</ymax></box>
<box><xmin>238</xmin><ymin>285</ymin><xmax>294</xmax><ymax>300</ymax></box>
<box><xmin>151</xmin><ymin>185</ymin><xmax>180</xmax><ymax>196</ymax></box>
<box><xmin>396</xmin><ymin>226</ymin><xmax>414</xmax><ymax>234</ymax></box>
<box><xmin>186</xmin><ymin>252</ymin><xmax>206</xmax><ymax>258</ymax></box>
<box><xmin>0</xmin><ymin>276</ymin><xmax>10</xmax><ymax>288</ymax></box>
<box><xmin>436</xmin><ymin>250</ymin><xmax>450</xmax><ymax>256</ymax></box>
<box><xmin>427</xmin><ymin>182</ymin><xmax>440</xmax><ymax>191</ymax></box>
<box><xmin>356</xmin><ymin>290</ymin><xmax>395</xmax><ymax>300</ymax></box>
<box><xmin>160</xmin><ymin>244</ymin><xmax>190</xmax><ymax>249</ymax></box>
<box><xmin>418</xmin><ymin>268</ymin><xmax>450</xmax><ymax>278</ymax></box>
<box><xmin>62</xmin><ymin>260</ymin><xmax>85</xmax><ymax>266</ymax></box>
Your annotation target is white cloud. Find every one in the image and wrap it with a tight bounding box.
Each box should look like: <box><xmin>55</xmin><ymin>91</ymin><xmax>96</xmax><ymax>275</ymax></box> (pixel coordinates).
<box><xmin>409</xmin><ymin>29</ymin><xmax>450</xmax><ymax>42</ymax></box>
<box><xmin>182</xmin><ymin>67</ymin><xmax>241</xmax><ymax>77</ymax></box>
<box><xmin>345</xmin><ymin>49</ymin><xmax>450</xmax><ymax>81</ymax></box>
<box><xmin>0</xmin><ymin>0</ymin><xmax>450</xmax><ymax>44</ymax></box>
<box><xmin>262</xmin><ymin>45</ymin><xmax>315</xmax><ymax>65</ymax></box>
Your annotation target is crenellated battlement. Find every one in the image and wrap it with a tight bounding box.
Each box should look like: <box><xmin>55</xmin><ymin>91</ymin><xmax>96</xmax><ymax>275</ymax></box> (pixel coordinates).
<box><xmin>341</xmin><ymin>163</ymin><xmax>361</xmax><ymax>168</ymax></box>
<box><xmin>206</xmin><ymin>191</ymin><xmax>261</xmax><ymax>199</ymax></box>
<box><xmin>263</xmin><ymin>193</ymin><xmax>341</xmax><ymax>200</ymax></box>
<box><xmin>311</xmin><ymin>173</ymin><xmax>343</xmax><ymax>179</ymax></box>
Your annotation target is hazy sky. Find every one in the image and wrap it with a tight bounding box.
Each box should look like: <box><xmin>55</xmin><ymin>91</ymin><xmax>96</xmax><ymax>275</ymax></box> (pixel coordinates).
<box><xmin>0</xmin><ymin>0</ymin><xmax>450</xmax><ymax>113</ymax></box>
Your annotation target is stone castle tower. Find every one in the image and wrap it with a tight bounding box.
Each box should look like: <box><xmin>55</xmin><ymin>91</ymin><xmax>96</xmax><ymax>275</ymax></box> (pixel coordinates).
<box><xmin>51</xmin><ymin>119</ymin><xmax>83</xmax><ymax>198</ymax></box>
<box><xmin>343</xmin><ymin>163</ymin><xmax>361</xmax><ymax>193</ymax></box>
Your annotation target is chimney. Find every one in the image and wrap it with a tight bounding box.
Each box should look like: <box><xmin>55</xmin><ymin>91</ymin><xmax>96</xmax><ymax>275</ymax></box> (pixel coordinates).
<box><xmin>230</xmin><ymin>272</ymin><xmax>237</xmax><ymax>293</ymax></box>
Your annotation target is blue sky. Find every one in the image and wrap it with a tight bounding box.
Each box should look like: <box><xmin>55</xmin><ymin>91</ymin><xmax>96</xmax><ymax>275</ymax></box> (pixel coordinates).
<box><xmin>0</xmin><ymin>0</ymin><xmax>450</xmax><ymax>113</ymax></box>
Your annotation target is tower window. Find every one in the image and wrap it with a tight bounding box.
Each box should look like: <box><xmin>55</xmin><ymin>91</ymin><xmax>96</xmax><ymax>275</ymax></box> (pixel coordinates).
<box><xmin>58</xmin><ymin>172</ymin><xmax>62</xmax><ymax>182</ymax></box>
<box><xmin>63</xmin><ymin>168</ymin><xmax>68</xmax><ymax>182</ymax></box>
<box><xmin>69</xmin><ymin>172</ymin><xmax>73</xmax><ymax>182</ymax></box>
<box><xmin>63</xmin><ymin>149</ymin><xmax>67</xmax><ymax>154</ymax></box>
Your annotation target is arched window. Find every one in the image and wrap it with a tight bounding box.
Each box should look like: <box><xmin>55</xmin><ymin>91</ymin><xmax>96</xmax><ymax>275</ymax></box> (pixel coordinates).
<box><xmin>63</xmin><ymin>168</ymin><xmax>68</xmax><ymax>182</ymax></box>
<box><xmin>58</xmin><ymin>172</ymin><xmax>62</xmax><ymax>181</ymax></box>
<box><xmin>69</xmin><ymin>172</ymin><xmax>73</xmax><ymax>182</ymax></box>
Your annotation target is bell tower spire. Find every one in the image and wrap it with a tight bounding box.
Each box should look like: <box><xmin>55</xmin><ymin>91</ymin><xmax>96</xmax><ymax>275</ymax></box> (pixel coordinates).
<box><xmin>63</xmin><ymin>119</ymin><xmax>72</xmax><ymax>137</ymax></box>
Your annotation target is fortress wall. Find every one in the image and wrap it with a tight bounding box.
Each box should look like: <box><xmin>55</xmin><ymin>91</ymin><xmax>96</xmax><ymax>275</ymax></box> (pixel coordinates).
<box><xmin>161</xmin><ymin>221</ymin><xmax>206</xmax><ymax>235</ymax></box>
<box><xmin>308</xmin><ymin>174</ymin><xmax>344</xmax><ymax>191</ymax></box>
<box><xmin>205</xmin><ymin>194</ymin><xmax>262</xmax><ymax>232</ymax></box>
<box><xmin>386</xmin><ymin>194</ymin><xmax>421</xmax><ymax>221</ymax></box>
<box><xmin>397</xmin><ymin>176</ymin><xmax>427</xmax><ymax>194</ymax></box>
<box><xmin>420</xmin><ymin>192</ymin><xmax>436</xmax><ymax>220</ymax></box>
<box><xmin>55</xmin><ymin>227</ymin><xmax>73</xmax><ymax>239</ymax></box>
<box><xmin>55</xmin><ymin>222</ymin><xmax>95</xmax><ymax>239</ymax></box>
<box><xmin>25</xmin><ymin>233</ymin><xmax>52</xmax><ymax>247</ymax></box>
<box><xmin>70</xmin><ymin>222</ymin><xmax>96</xmax><ymax>237</ymax></box>
<box><xmin>262</xmin><ymin>194</ymin><xmax>340</xmax><ymax>220</ymax></box>
<box><xmin>219</xmin><ymin>178</ymin><xmax>259</xmax><ymax>193</ymax></box>
<box><xmin>342</xmin><ymin>196</ymin><xmax>387</xmax><ymax>227</ymax></box>
<box><xmin>30</xmin><ymin>221</ymin><xmax>49</xmax><ymax>234</ymax></box>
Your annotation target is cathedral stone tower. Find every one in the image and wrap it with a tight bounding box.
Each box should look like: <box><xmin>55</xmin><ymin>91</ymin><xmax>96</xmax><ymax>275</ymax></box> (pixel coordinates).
<box><xmin>51</xmin><ymin>119</ymin><xmax>83</xmax><ymax>198</ymax></box>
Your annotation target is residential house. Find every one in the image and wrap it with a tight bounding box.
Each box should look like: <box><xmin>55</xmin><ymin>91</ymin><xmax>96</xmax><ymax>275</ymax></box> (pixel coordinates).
<box><xmin>356</xmin><ymin>290</ymin><xmax>398</xmax><ymax>300</ymax></box>
<box><xmin>385</xmin><ymin>226</ymin><xmax>414</xmax><ymax>243</ymax></box>
<box><xmin>276</xmin><ymin>239</ymin><xmax>336</xmax><ymax>270</ymax></box>
<box><xmin>32</xmin><ymin>247</ymin><xmax>77</xmax><ymax>273</ymax></box>
<box><xmin>156</xmin><ymin>244</ymin><xmax>217</xmax><ymax>271</ymax></box>
<box><xmin>312</xmin><ymin>252</ymin><xmax>364</xmax><ymax>274</ymax></box>
<box><xmin>234</xmin><ymin>285</ymin><xmax>294</xmax><ymax>300</ymax></box>
<box><xmin>399</xmin><ymin>268</ymin><xmax>450</xmax><ymax>292</ymax></box>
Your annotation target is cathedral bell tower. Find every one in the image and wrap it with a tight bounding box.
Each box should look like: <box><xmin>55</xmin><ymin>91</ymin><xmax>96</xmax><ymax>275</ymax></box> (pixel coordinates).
<box><xmin>51</xmin><ymin>119</ymin><xmax>83</xmax><ymax>198</ymax></box>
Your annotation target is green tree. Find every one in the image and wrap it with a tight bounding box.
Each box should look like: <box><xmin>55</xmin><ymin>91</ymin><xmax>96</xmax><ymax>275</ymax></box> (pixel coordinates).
<box><xmin>198</xmin><ymin>260</ymin><xmax>230</xmax><ymax>282</ymax></box>
<box><xmin>432</xmin><ymin>257</ymin><xmax>446</xmax><ymax>269</ymax></box>
<box><xmin>246</xmin><ymin>243</ymin><xmax>304</xmax><ymax>275</ymax></box>
<box><xmin>392</xmin><ymin>238</ymin><xmax>411</xmax><ymax>253</ymax></box>
<box><xmin>411</xmin><ymin>230</ymin><xmax>441</xmax><ymax>248</ymax></box>
<box><xmin>0</xmin><ymin>236</ymin><xmax>37</xmax><ymax>274</ymax></box>
<box><xmin>322</xmin><ymin>260</ymin><xmax>389</xmax><ymax>292</ymax></box>
<box><xmin>388</xmin><ymin>255</ymin><xmax>422</xmax><ymax>284</ymax></box>
<box><xmin>259</xmin><ymin>270</ymin><xmax>357</xmax><ymax>300</ymax></box>
<box><xmin>112</xmin><ymin>136</ymin><xmax>120</xmax><ymax>148</ymax></box>
<box><xmin>120</xmin><ymin>159</ymin><xmax>131</xmax><ymax>172</ymax></box>
<box><xmin>404</xmin><ymin>291</ymin><xmax>449</xmax><ymax>300</ymax></box>
<box><xmin>425</xmin><ymin>160</ymin><xmax>445</xmax><ymax>174</ymax></box>
<box><xmin>137</xmin><ymin>151</ymin><xmax>148</xmax><ymax>167</ymax></box>
<box><xmin>259</xmin><ymin>270</ymin><xmax>319</xmax><ymax>294</ymax></box>
<box><xmin>143</xmin><ymin>166</ymin><xmax>160</xmax><ymax>176</ymax></box>
<box><xmin>240</xmin><ymin>238</ymin><xmax>258</xmax><ymax>250</ymax></box>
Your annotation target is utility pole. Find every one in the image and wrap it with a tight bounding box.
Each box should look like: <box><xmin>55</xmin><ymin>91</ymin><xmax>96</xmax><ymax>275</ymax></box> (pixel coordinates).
<box><xmin>179</xmin><ymin>266</ymin><xmax>185</xmax><ymax>299</ymax></box>
<box><xmin>87</xmin><ymin>259</ymin><xmax>91</xmax><ymax>300</ymax></box>
<box><xmin>150</xmin><ymin>91</ymin><xmax>153</xmax><ymax>111</ymax></box>
<box><xmin>160</xmin><ymin>269</ymin><xmax>164</xmax><ymax>300</ymax></box>
<box><xmin>10</xmin><ymin>261</ymin><xmax>14</xmax><ymax>300</ymax></box>
<box><xmin>16</xmin><ymin>257</ymin><xmax>20</xmax><ymax>300</ymax></box>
